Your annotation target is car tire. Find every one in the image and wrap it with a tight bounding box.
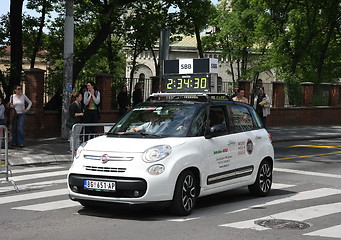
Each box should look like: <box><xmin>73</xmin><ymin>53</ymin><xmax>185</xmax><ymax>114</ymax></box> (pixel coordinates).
<box><xmin>248</xmin><ymin>159</ymin><xmax>272</xmax><ymax>197</ymax></box>
<box><xmin>169</xmin><ymin>170</ymin><xmax>197</xmax><ymax>216</ymax></box>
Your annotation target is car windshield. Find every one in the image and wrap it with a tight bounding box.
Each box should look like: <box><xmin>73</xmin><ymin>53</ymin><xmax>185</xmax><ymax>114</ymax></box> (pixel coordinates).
<box><xmin>108</xmin><ymin>104</ymin><xmax>197</xmax><ymax>137</ymax></box>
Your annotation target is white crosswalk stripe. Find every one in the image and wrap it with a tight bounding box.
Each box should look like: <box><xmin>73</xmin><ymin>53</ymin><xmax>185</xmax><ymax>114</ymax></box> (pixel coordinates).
<box><xmin>8</xmin><ymin>165</ymin><xmax>65</xmax><ymax>174</ymax></box>
<box><xmin>230</xmin><ymin>188</ymin><xmax>341</xmax><ymax>213</ymax></box>
<box><xmin>12</xmin><ymin>199</ymin><xmax>80</xmax><ymax>211</ymax></box>
<box><xmin>220</xmin><ymin>202</ymin><xmax>341</xmax><ymax>230</ymax></box>
<box><xmin>0</xmin><ymin>189</ymin><xmax>67</xmax><ymax>205</ymax></box>
<box><xmin>11</xmin><ymin>170</ymin><xmax>68</xmax><ymax>182</ymax></box>
<box><xmin>0</xmin><ymin>179</ymin><xmax>66</xmax><ymax>193</ymax></box>
<box><xmin>274</xmin><ymin>167</ymin><xmax>341</xmax><ymax>179</ymax></box>
<box><xmin>0</xmin><ymin>166</ymin><xmax>78</xmax><ymax>212</ymax></box>
<box><xmin>304</xmin><ymin>224</ymin><xmax>341</xmax><ymax>238</ymax></box>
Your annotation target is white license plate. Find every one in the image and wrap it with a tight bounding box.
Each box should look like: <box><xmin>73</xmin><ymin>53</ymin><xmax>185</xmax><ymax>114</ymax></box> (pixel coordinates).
<box><xmin>84</xmin><ymin>180</ymin><xmax>116</xmax><ymax>191</ymax></box>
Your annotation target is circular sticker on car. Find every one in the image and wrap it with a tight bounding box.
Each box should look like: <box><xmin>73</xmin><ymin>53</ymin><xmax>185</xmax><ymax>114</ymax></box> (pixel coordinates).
<box><xmin>247</xmin><ymin>139</ymin><xmax>253</xmax><ymax>155</ymax></box>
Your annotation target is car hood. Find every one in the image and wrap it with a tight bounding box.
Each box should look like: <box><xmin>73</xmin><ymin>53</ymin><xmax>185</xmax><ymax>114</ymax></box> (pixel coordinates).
<box><xmin>83</xmin><ymin>135</ymin><xmax>186</xmax><ymax>153</ymax></box>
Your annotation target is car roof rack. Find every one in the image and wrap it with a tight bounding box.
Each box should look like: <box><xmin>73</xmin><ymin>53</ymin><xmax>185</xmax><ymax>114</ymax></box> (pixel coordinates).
<box><xmin>146</xmin><ymin>92</ymin><xmax>232</xmax><ymax>102</ymax></box>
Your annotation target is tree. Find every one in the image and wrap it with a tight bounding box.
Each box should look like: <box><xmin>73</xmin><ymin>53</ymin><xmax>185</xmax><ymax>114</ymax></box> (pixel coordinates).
<box><xmin>203</xmin><ymin>0</ymin><xmax>340</xmax><ymax>104</ymax></box>
<box><xmin>174</xmin><ymin>0</ymin><xmax>215</xmax><ymax>58</ymax></box>
<box><xmin>25</xmin><ymin>0</ymin><xmax>56</xmax><ymax>69</ymax></box>
<box><xmin>250</xmin><ymin>0</ymin><xmax>340</xmax><ymax>83</ymax></box>
<box><xmin>203</xmin><ymin>0</ymin><xmax>262</xmax><ymax>83</ymax></box>
<box><xmin>123</xmin><ymin>1</ymin><xmax>171</xmax><ymax>95</ymax></box>
<box><xmin>9</xmin><ymin>0</ymin><xmax>24</xmax><ymax>96</ymax></box>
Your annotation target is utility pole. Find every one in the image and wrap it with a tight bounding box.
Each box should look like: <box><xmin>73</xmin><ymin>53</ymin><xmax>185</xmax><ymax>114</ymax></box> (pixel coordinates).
<box><xmin>159</xmin><ymin>28</ymin><xmax>170</xmax><ymax>92</ymax></box>
<box><xmin>61</xmin><ymin>0</ymin><xmax>74</xmax><ymax>139</ymax></box>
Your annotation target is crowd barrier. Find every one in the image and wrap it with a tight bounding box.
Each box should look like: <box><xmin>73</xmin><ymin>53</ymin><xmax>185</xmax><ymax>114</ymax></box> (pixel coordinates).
<box><xmin>70</xmin><ymin>123</ymin><xmax>116</xmax><ymax>159</ymax></box>
<box><xmin>0</xmin><ymin>125</ymin><xmax>19</xmax><ymax>192</ymax></box>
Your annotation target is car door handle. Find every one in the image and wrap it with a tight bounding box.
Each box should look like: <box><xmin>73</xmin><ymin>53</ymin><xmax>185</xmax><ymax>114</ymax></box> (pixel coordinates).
<box><xmin>228</xmin><ymin>141</ymin><xmax>236</xmax><ymax>145</ymax></box>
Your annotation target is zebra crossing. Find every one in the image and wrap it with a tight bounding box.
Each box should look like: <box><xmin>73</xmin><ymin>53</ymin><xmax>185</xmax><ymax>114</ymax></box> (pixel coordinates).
<box><xmin>0</xmin><ymin>165</ymin><xmax>80</xmax><ymax>211</ymax></box>
<box><xmin>0</xmin><ymin>165</ymin><xmax>340</xmax><ymax>239</ymax></box>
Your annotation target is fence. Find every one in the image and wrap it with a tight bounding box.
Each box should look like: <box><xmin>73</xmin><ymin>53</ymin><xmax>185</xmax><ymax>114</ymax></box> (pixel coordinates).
<box><xmin>70</xmin><ymin>123</ymin><xmax>116</xmax><ymax>159</ymax></box>
<box><xmin>0</xmin><ymin>125</ymin><xmax>19</xmax><ymax>192</ymax></box>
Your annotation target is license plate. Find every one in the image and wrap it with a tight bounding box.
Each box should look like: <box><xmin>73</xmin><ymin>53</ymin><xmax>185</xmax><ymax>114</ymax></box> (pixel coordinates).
<box><xmin>84</xmin><ymin>180</ymin><xmax>116</xmax><ymax>191</ymax></box>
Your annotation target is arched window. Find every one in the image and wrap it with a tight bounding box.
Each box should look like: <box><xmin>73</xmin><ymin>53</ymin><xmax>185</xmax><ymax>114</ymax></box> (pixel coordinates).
<box><xmin>139</xmin><ymin>73</ymin><xmax>145</xmax><ymax>83</ymax></box>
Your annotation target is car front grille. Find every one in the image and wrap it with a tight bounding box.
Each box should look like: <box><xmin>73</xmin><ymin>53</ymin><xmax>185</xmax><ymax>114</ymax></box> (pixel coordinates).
<box><xmin>84</xmin><ymin>155</ymin><xmax>134</xmax><ymax>161</ymax></box>
<box><xmin>85</xmin><ymin>166</ymin><xmax>126</xmax><ymax>173</ymax></box>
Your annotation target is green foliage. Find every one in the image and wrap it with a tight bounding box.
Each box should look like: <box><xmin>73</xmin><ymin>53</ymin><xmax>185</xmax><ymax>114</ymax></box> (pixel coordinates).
<box><xmin>204</xmin><ymin>0</ymin><xmax>340</xmax><ymax>105</ymax></box>
<box><xmin>1</xmin><ymin>0</ymin><xmax>339</xmax><ymax>107</ymax></box>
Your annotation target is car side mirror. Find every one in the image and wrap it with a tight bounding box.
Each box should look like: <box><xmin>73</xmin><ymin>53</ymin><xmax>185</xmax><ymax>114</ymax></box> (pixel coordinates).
<box><xmin>205</xmin><ymin>124</ymin><xmax>228</xmax><ymax>139</ymax></box>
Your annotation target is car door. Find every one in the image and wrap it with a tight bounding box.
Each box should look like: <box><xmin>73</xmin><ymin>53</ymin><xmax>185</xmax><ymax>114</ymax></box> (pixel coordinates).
<box><xmin>226</xmin><ymin>103</ymin><xmax>260</xmax><ymax>182</ymax></box>
<box><xmin>202</xmin><ymin>105</ymin><xmax>241</xmax><ymax>189</ymax></box>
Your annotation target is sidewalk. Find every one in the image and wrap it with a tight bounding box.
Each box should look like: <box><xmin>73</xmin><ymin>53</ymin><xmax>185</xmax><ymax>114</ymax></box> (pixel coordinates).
<box><xmin>7</xmin><ymin>138</ymin><xmax>72</xmax><ymax>166</ymax></box>
<box><xmin>5</xmin><ymin>125</ymin><xmax>341</xmax><ymax>166</ymax></box>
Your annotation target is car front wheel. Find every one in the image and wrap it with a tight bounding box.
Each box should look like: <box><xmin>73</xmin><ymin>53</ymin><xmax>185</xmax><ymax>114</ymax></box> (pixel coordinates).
<box><xmin>248</xmin><ymin>159</ymin><xmax>272</xmax><ymax>197</ymax></box>
<box><xmin>169</xmin><ymin>170</ymin><xmax>197</xmax><ymax>216</ymax></box>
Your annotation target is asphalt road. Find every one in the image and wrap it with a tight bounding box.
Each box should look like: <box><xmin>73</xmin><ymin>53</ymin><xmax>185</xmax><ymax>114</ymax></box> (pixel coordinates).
<box><xmin>0</xmin><ymin>138</ymin><xmax>340</xmax><ymax>240</ymax></box>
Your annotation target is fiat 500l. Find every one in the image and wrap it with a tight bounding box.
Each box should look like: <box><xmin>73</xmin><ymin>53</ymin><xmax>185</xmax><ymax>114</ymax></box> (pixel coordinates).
<box><xmin>67</xmin><ymin>93</ymin><xmax>274</xmax><ymax>216</ymax></box>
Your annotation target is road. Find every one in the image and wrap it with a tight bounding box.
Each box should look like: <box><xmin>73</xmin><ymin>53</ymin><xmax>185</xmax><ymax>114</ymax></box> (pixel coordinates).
<box><xmin>0</xmin><ymin>138</ymin><xmax>340</xmax><ymax>240</ymax></box>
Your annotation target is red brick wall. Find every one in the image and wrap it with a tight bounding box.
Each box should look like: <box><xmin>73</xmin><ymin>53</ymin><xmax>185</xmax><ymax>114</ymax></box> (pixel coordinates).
<box><xmin>25</xmin><ymin>111</ymin><xmax>120</xmax><ymax>138</ymax></box>
<box><xmin>24</xmin><ymin>107</ymin><xmax>340</xmax><ymax>138</ymax></box>
<box><xmin>267</xmin><ymin>107</ymin><xmax>341</xmax><ymax>126</ymax></box>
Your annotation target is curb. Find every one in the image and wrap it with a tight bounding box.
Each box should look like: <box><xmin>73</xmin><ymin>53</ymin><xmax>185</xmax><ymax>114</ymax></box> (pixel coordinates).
<box><xmin>9</xmin><ymin>154</ymin><xmax>72</xmax><ymax>166</ymax></box>
<box><xmin>272</xmin><ymin>134</ymin><xmax>341</xmax><ymax>143</ymax></box>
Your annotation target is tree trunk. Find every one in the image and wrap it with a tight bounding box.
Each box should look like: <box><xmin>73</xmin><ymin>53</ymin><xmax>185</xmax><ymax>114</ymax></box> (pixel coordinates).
<box><xmin>30</xmin><ymin>1</ymin><xmax>47</xmax><ymax>69</ymax></box>
<box><xmin>72</xmin><ymin>22</ymin><xmax>112</xmax><ymax>86</ymax></box>
<box><xmin>194</xmin><ymin>24</ymin><xmax>204</xmax><ymax>58</ymax></box>
<box><xmin>9</xmin><ymin>0</ymin><xmax>24</xmax><ymax>98</ymax></box>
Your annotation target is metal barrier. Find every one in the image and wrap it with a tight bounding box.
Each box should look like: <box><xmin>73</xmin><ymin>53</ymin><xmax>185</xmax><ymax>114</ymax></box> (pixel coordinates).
<box><xmin>70</xmin><ymin>123</ymin><xmax>116</xmax><ymax>159</ymax></box>
<box><xmin>0</xmin><ymin>125</ymin><xmax>19</xmax><ymax>192</ymax></box>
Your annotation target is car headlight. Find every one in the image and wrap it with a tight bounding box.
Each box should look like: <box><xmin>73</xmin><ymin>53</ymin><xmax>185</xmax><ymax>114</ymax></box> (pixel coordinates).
<box><xmin>75</xmin><ymin>142</ymin><xmax>87</xmax><ymax>159</ymax></box>
<box><xmin>142</xmin><ymin>145</ymin><xmax>172</xmax><ymax>163</ymax></box>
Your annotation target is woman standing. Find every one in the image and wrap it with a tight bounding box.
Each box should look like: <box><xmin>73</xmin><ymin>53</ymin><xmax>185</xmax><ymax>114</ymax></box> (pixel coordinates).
<box><xmin>9</xmin><ymin>85</ymin><xmax>32</xmax><ymax>147</ymax></box>
<box><xmin>117</xmin><ymin>85</ymin><xmax>130</xmax><ymax>117</ymax></box>
<box><xmin>83</xmin><ymin>81</ymin><xmax>100</xmax><ymax>139</ymax></box>
<box><xmin>254</xmin><ymin>87</ymin><xmax>271</xmax><ymax>128</ymax></box>
<box><xmin>232</xmin><ymin>88</ymin><xmax>249</xmax><ymax>104</ymax></box>
<box><xmin>67</xmin><ymin>92</ymin><xmax>84</xmax><ymax>151</ymax></box>
<box><xmin>132</xmin><ymin>82</ymin><xmax>143</xmax><ymax>107</ymax></box>
<box><xmin>0</xmin><ymin>97</ymin><xmax>5</xmax><ymax>148</ymax></box>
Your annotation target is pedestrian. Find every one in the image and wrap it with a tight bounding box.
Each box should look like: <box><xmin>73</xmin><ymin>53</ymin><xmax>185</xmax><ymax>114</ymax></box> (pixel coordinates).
<box><xmin>117</xmin><ymin>85</ymin><xmax>130</xmax><ymax>117</ymax></box>
<box><xmin>83</xmin><ymin>81</ymin><xmax>100</xmax><ymax>139</ymax></box>
<box><xmin>67</xmin><ymin>92</ymin><xmax>84</xmax><ymax>152</ymax></box>
<box><xmin>254</xmin><ymin>87</ymin><xmax>271</xmax><ymax>128</ymax></box>
<box><xmin>78</xmin><ymin>84</ymin><xmax>87</xmax><ymax>108</ymax></box>
<box><xmin>231</xmin><ymin>87</ymin><xmax>239</xmax><ymax>98</ymax></box>
<box><xmin>232</xmin><ymin>88</ymin><xmax>249</xmax><ymax>104</ymax></box>
<box><xmin>9</xmin><ymin>85</ymin><xmax>32</xmax><ymax>147</ymax></box>
<box><xmin>132</xmin><ymin>82</ymin><xmax>143</xmax><ymax>107</ymax></box>
<box><xmin>0</xmin><ymin>97</ymin><xmax>5</xmax><ymax>148</ymax></box>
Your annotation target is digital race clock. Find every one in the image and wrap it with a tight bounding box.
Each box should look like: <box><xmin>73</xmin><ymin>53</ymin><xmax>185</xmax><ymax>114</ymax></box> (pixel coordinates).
<box><xmin>164</xmin><ymin>74</ymin><xmax>211</xmax><ymax>93</ymax></box>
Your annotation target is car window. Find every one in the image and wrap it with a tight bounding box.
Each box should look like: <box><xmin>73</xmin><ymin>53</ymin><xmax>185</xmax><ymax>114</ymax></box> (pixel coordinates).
<box><xmin>229</xmin><ymin>104</ymin><xmax>255</xmax><ymax>133</ymax></box>
<box><xmin>188</xmin><ymin>108</ymin><xmax>207</xmax><ymax>137</ymax></box>
<box><xmin>208</xmin><ymin>106</ymin><xmax>227</xmax><ymax>127</ymax></box>
<box><xmin>110</xmin><ymin>105</ymin><xmax>197</xmax><ymax>137</ymax></box>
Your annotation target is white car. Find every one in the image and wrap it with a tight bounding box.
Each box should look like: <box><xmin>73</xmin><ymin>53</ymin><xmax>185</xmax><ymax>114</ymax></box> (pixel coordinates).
<box><xmin>67</xmin><ymin>93</ymin><xmax>274</xmax><ymax>216</ymax></box>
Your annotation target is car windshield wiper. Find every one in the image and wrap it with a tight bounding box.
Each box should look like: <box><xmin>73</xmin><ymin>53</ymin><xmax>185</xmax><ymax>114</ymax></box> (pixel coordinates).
<box><xmin>139</xmin><ymin>132</ymin><xmax>163</xmax><ymax>138</ymax></box>
<box><xmin>107</xmin><ymin>132</ymin><xmax>135</xmax><ymax>136</ymax></box>
<box><xmin>106</xmin><ymin>131</ymin><xmax>163</xmax><ymax>138</ymax></box>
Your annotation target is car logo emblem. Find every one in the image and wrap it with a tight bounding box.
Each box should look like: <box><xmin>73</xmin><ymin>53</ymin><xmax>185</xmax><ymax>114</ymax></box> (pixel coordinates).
<box><xmin>101</xmin><ymin>154</ymin><xmax>109</xmax><ymax>164</ymax></box>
